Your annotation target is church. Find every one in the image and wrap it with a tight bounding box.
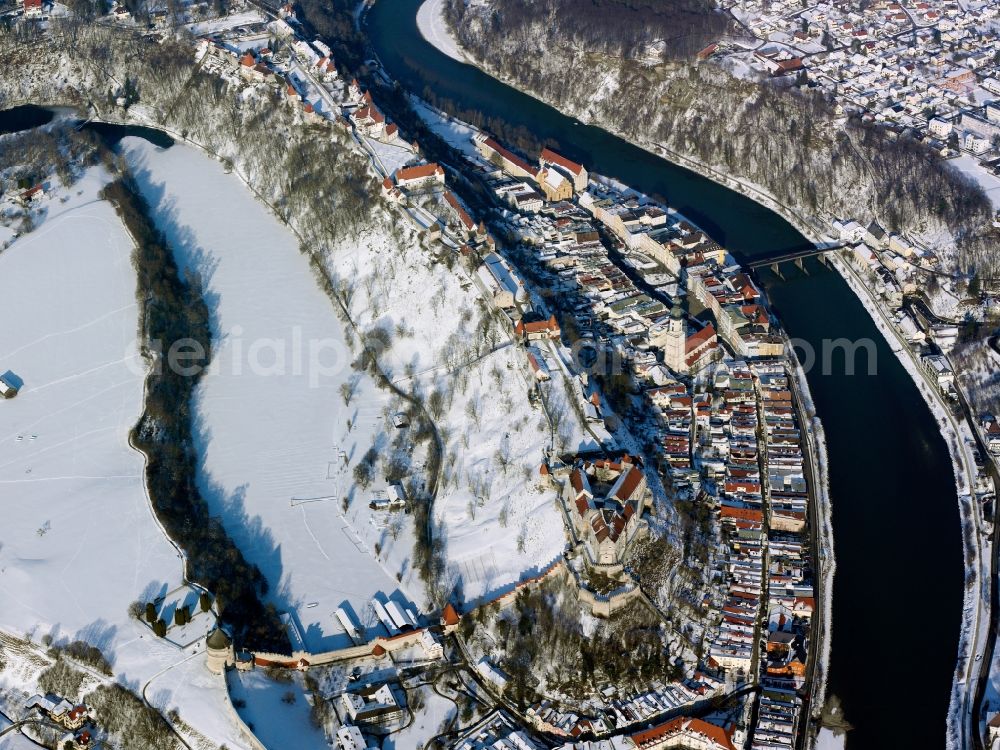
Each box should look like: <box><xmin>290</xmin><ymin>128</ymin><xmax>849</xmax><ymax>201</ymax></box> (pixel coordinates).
<box><xmin>650</xmin><ymin>300</ymin><xmax>719</xmax><ymax>374</ymax></box>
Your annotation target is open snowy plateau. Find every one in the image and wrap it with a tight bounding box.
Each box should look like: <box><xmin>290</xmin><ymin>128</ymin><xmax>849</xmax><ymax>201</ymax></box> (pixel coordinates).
<box><xmin>0</xmin><ymin>166</ymin><xmax>249</xmax><ymax>748</ymax></box>
<box><xmin>121</xmin><ymin>136</ymin><xmax>569</xmax><ymax>648</ymax></box>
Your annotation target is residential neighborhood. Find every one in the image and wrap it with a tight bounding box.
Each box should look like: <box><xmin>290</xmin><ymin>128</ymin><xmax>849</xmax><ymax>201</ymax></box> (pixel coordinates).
<box><xmin>708</xmin><ymin>0</ymin><xmax>1000</xmax><ymax>204</ymax></box>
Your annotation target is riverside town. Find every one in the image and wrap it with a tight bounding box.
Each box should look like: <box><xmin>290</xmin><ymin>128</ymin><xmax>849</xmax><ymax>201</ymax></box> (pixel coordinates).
<box><xmin>0</xmin><ymin>0</ymin><xmax>998</xmax><ymax>749</ymax></box>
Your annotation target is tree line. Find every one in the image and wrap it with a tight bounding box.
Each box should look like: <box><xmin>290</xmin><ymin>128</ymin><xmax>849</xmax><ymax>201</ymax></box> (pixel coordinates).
<box><xmin>444</xmin><ymin>0</ymin><xmax>731</xmax><ymax>60</ymax></box>
<box><xmin>102</xmin><ymin>176</ymin><xmax>289</xmax><ymax>653</ymax></box>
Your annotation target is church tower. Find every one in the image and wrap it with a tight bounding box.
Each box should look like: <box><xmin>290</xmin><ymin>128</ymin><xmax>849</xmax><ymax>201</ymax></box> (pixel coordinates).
<box><xmin>663</xmin><ymin>300</ymin><xmax>687</xmax><ymax>373</ymax></box>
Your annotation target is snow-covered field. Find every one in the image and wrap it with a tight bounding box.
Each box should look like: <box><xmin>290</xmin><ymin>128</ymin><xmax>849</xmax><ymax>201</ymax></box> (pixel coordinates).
<box><xmin>122</xmin><ymin>137</ymin><xmax>413</xmax><ymax>652</ymax></box>
<box><xmin>185</xmin><ymin>9</ymin><xmax>267</xmax><ymax>37</ymax></box>
<box><xmin>949</xmin><ymin>153</ymin><xmax>1000</xmax><ymax>211</ymax></box>
<box><xmin>321</xmin><ymin>210</ymin><xmax>567</xmax><ymax>607</ymax></box>
<box><xmin>382</xmin><ymin>682</ymin><xmax>455</xmax><ymax>750</ymax></box>
<box><xmin>409</xmin><ymin>100</ymin><xmax>484</xmax><ymax>161</ymax></box>
<box><xmin>0</xmin><ymin>170</ymin><xmax>176</xmax><ymax>646</ymax></box>
<box><xmin>427</xmin><ymin>343</ymin><xmax>565</xmax><ymax>604</ymax></box>
<box><xmin>0</xmin><ymin>168</ymin><xmax>249</xmax><ymax>749</ymax></box>
<box><xmin>228</xmin><ymin>670</ymin><xmax>327</xmax><ymax>750</ymax></box>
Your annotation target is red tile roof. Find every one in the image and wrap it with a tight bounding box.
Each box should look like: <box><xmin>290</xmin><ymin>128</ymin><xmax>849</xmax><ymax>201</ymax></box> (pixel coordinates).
<box><xmin>445</xmin><ymin>191</ymin><xmax>475</xmax><ymax>229</ymax></box>
<box><xmin>515</xmin><ymin>315</ymin><xmax>560</xmax><ymax>336</ymax></box>
<box><xmin>395</xmin><ymin>163</ymin><xmax>444</xmax><ymax>182</ymax></box>
<box><xmin>442</xmin><ymin>603</ymin><xmax>460</xmax><ymax>626</ymax></box>
<box><xmin>612</xmin><ymin>467</ymin><xmax>644</xmax><ymax>503</ymax></box>
<box><xmin>631</xmin><ymin>717</ymin><xmax>735</xmax><ymax>750</ymax></box>
<box><xmin>483</xmin><ymin>137</ymin><xmax>538</xmax><ymax>176</ymax></box>
<box><xmin>720</xmin><ymin>506</ymin><xmax>763</xmax><ymax>522</ymax></box>
<box><xmin>540</xmin><ymin>147</ymin><xmax>584</xmax><ymax>176</ymax></box>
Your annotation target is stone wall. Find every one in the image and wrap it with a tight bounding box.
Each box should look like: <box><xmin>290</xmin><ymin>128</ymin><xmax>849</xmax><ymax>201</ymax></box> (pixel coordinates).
<box><xmin>577</xmin><ymin>584</ymin><xmax>641</xmax><ymax>617</ymax></box>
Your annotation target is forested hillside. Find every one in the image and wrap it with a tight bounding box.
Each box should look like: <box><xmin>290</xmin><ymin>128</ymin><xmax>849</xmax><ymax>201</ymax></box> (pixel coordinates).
<box><xmin>444</xmin><ymin>0</ymin><xmax>998</xmax><ymax>277</ymax></box>
<box><xmin>445</xmin><ymin>0</ymin><xmax>732</xmax><ymax>60</ymax></box>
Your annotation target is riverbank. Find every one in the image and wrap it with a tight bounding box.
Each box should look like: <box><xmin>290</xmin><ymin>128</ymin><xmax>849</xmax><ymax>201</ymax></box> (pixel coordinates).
<box><xmin>411</xmin><ymin>0</ymin><xmax>835</xmax><ymax>244</ymax></box>
<box><xmin>830</xmin><ymin>252</ymin><xmax>989</xmax><ymax>750</ymax></box>
<box><xmin>415</xmin><ymin>0</ymin><xmax>465</xmax><ymax>62</ymax></box>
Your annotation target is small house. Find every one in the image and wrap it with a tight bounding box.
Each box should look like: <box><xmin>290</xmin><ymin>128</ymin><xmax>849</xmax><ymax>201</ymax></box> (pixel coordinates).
<box><xmin>387</xmin><ymin>483</ymin><xmax>406</xmax><ymax>508</ymax></box>
<box><xmin>0</xmin><ymin>373</ymin><xmax>19</xmax><ymax>399</ymax></box>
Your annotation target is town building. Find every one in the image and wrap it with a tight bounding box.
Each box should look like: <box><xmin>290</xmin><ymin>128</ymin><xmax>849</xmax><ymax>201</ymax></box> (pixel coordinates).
<box><xmin>474</xmin><ymin>133</ymin><xmax>538</xmax><ymax>179</ymax></box>
<box><xmin>562</xmin><ymin>455</ymin><xmax>650</xmax><ymax>566</ymax></box>
<box><xmin>650</xmin><ymin>302</ymin><xmax>719</xmax><ymax>374</ymax></box>
<box><xmin>514</xmin><ymin>315</ymin><xmax>560</xmax><ymax>341</ymax></box>
<box><xmin>539</xmin><ymin>147</ymin><xmax>588</xmax><ymax>192</ymax></box>
<box><xmin>336</xmin><ymin>725</ymin><xmax>375</xmax><ymax>750</ymax></box>
<box><xmin>339</xmin><ymin>683</ymin><xmax>405</xmax><ymax>729</ymax></box>
<box><xmin>393</xmin><ymin>163</ymin><xmax>445</xmax><ymax>189</ymax></box>
<box><xmin>629</xmin><ymin>716</ymin><xmax>736</xmax><ymax>750</ymax></box>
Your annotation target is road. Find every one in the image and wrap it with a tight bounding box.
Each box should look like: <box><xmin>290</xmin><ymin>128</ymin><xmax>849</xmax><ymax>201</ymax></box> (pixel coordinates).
<box><xmin>0</xmin><ymin>716</ymin><xmax>55</xmax><ymax>748</ymax></box>
<box><xmin>789</xmin><ymin>360</ymin><xmax>829</xmax><ymax>750</ymax></box>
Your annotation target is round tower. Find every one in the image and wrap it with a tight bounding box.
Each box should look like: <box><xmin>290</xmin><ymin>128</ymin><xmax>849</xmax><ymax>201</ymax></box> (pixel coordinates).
<box><xmin>205</xmin><ymin>626</ymin><xmax>234</xmax><ymax>674</ymax></box>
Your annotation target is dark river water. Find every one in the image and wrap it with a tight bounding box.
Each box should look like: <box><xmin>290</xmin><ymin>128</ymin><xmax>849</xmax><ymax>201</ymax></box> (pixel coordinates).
<box><xmin>0</xmin><ymin>104</ymin><xmax>55</xmax><ymax>134</ymax></box>
<box><xmin>363</xmin><ymin>1</ymin><xmax>963</xmax><ymax>747</ymax></box>
<box><xmin>0</xmin><ymin>105</ymin><xmax>174</xmax><ymax>147</ymax></box>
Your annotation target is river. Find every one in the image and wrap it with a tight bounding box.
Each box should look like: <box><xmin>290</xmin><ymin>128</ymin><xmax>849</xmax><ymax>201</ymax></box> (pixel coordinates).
<box><xmin>0</xmin><ymin>104</ymin><xmax>175</xmax><ymax>147</ymax></box>
<box><xmin>0</xmin><ymin>105</ymin><xmax>54</xmax><ymax>135</ymax></box>
<box><xmin>363</xmin><ymin>1</ymin><xmax>964</xmax><ymax>748</ymax></box>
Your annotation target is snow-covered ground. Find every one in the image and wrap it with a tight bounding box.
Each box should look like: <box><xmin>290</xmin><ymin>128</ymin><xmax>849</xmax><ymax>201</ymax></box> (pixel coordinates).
<box><xmin>382</xmin><ymin>682</ymin><xmax>455</xmax><ymax>750</ymax></box>
<box><xmin>228</xmin><ymin>670</ymin><xmax>328</xmax><ymax>750</ymax></box>
<box><xmin>321</xmin><ymin>206</ymin><xmax>568</xmax><ymax>606</ymax></box>
<box><xmin>949</xmin><ymin>153</ymin><xmax>1000</xmax><ymax>211</ymax></box>
<box><xmin>416</xmin><ymin>0</ymin><xmax>467</xmax><ymax>63</ymax></box>
<box><xmin>121</xmin><ymin>137</ymin><xmax>415</xmax><ymax>653</ymax></box>
<box><xmin>427</xmin><ymin>343</ymin><xmax>566</xmax><ymax>605</ymax></box>
<box><xmin>360</xmin><ymin>135</ymin><xmax>418</xmax><ymax>178</ymax></box>
<box><xmin>0</xmin><ymin>170</ymin><xmax>176</xmax><ymax>647</ymax></box>
<box><xmin>409</xmin><ymin>99</ymin><xmax>484</xmax><ymax>161</ymax></box>
<box><xmin>814</xmin><ymin>728</ymin><xmax>847</xmax><ymax>750</ymax></box>
<box><xmin>185</xmin><ymin>9</ymin><xmax>267</xmax><ymax>37</ymax></box>
<box><xmin>0</xmin><ymin>167</ymin><xmax>250</xmax><ymax>749</ymax></box>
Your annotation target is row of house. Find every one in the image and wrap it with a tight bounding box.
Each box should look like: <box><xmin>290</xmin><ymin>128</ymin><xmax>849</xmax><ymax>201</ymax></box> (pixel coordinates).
<box><xmin>458</xmin><ymin>129</ymin><xmax>814</xmax><ymax>746</ymax></box>
<box><xmin>25</xmin><ymin>695</ymin><xmax>96</xmax><ymax>746</ymax></box>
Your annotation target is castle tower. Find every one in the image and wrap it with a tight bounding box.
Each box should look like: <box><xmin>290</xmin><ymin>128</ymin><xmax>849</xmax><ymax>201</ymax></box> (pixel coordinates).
<box><xmin>662</xmin><ymin>300</ymin><xmax>687</xmax><ymax>373</ymax></box>
<box><xmin>205</xmin><ymin>626</ymin><xmax>234</xmax><ymax>674</ymax></box>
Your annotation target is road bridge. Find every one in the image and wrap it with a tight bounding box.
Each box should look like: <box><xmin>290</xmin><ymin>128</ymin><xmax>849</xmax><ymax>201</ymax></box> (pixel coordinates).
<box><xmin>746</xmin><ymin>243</ymin><xmax>849</xmax><ymax>276</ymax></box>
